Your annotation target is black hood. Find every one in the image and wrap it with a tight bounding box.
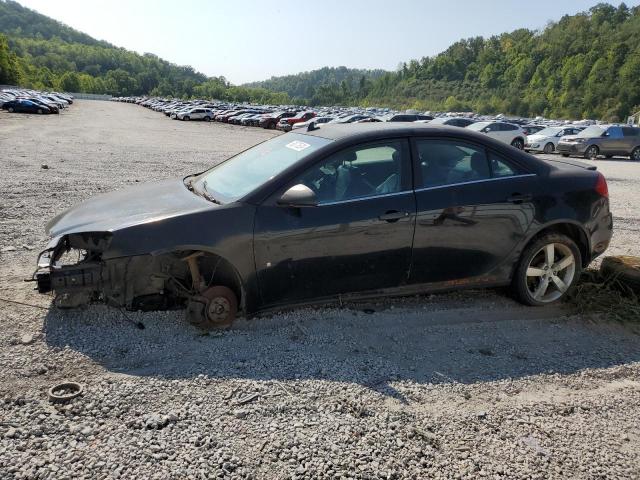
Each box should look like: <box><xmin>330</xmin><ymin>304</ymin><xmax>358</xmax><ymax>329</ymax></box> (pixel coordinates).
<box><xmin>46</xmin><ymin>179</ymin><xmax>216</xmax><ymax>237</ymax></box>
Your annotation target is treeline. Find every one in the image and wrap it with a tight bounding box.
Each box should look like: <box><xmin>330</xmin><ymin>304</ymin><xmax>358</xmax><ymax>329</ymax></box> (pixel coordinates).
<box><xmin>361</xmin><ymin>2</ymin><xmax>640</xmax><ymax>120</ymax></box>
<box><xmin>3</xmin><ymin>0</ymin><xmax>640</xmax><ymax>120</ymax></box>
<box><xmin>0</xmin><ymin>0</ymin><xmax>291</xmax><ymax>103</ymax></box>
<box><xmin>248</xmin><ymin>3</ymin><xmax>640</xmax><ymax>120</ymax></box>
<box><xmin>245</xmin><ymin>66</ymin><xmax>386</xmax><ymax>105</ymax></box>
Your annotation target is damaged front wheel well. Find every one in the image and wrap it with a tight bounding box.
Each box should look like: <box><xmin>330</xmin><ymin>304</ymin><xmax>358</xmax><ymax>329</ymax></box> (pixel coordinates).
<box><xmin>179</xmin><ymin>251</ymin><xmax>245</xmax><ymax>312</ymax></box>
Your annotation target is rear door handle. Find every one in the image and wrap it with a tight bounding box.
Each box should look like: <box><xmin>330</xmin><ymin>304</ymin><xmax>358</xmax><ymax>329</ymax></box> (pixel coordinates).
<box><xmin>379</xmin><ymin>210</ymin><xmax>409</xmax><ymax>222</ymax></box>
<box><xmin>507</xmin><ymin>193</ymin><xmax>532</xmax><ymax>204</ymax></box>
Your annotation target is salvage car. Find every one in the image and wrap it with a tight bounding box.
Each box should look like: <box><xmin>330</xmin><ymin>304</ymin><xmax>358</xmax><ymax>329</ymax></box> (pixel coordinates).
<box><xmin>525</xmin><ymin>126</ymin><xmax>584</xmax><ymax>154</ymax></box>
<box><xmin>556</xmin><ymin>125</ymin><xmax>640</xmax><ymax>160</ymax></box>
<box><xmin>2</xmin><ymin>99</ymin><xmax>52</xmax><ymax>114</ymax></box>
<box><xmin>34</xmin><ymin>123</ymin><xmax>612</xmax><ymax>329</ymax></box>
<box><xmin>467</xmin><ymin>121</ymin><xmax>527</xmax><ymax>149</ymax></box>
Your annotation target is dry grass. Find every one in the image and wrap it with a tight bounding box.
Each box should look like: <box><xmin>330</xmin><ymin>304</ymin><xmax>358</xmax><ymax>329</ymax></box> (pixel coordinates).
<box><xmin>569</xmin><ymin>269</ymin><xmax>640</xmax><ymax>324</ymax></box>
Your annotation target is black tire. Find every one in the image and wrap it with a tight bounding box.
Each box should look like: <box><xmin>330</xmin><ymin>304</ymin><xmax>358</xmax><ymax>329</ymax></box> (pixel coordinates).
<box><xmin>183</xmin><ymin>116</ymin><xmax>190</xmax><ymax>121</ymax></box>
<box><xmin>512</xmin><ymin>233</ymin><xmax>582</xmax><ymax>306</ymax></box>
<box><xmin>584</xmin><ymin>145</ymin><xmax>599</xmax><ymax>160</ymax></box>
<box><xmin>511</xmin><ymin>138</ymin><xmax>525</xmax><ymax>150</ymax></box>
<box><xmin>600</xmin><ymin>256</ymin><xmax>640</xmax><ymax>293</ymax></box>
<box><xmin>561</xmin><ymin>153</ymin><xmax>569</xmax><ymax>157</ymax></box>
<box><xmin>543</xmin><ymin>142</ymin><xmax>554</xmax><ymax>154</ymax></box>
<box><xmin>8</xmin><ymin>107</ymin><xmax>14</xmax><ymax>113</ymax></box>
<box><xmin>631</xmin><ymin>147</ymin><xmax>640</xmax><ymax>162</ymax></box>
<box><xmin>605</xmin><ymin>155</ymin><xmax>613</xmax><ymax>159</ymax></box>
<box><xmin>204</xmin><ymin>116</ymin><xmax>211</xmax><ymax>122</ymax></box>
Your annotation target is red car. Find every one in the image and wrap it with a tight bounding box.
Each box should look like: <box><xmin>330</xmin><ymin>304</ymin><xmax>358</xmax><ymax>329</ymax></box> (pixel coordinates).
<box><xmin>276</xmin><ymin>111</ymin><xmax>316</xmax><ymax>132</ymax></box>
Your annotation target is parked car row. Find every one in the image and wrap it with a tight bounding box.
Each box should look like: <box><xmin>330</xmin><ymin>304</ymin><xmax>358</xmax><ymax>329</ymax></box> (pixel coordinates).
<box><xmin>1</xmin><ymin>89</ymin><xmax>73</xmax><ymax>115</ymax></box>
<box><xmin>112</xmin><ymin>96</ymin><xmax>640</xmax><ymax>160</ymax></box>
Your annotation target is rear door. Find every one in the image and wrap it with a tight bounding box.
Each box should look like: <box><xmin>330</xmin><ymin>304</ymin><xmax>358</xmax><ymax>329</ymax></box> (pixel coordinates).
<box><xmin>602</xmin><ymin>126</ymin><xmax>624</xmax><ymax>155</ymax></box>
<box><xmin>409</xmin><ymin>137</ymin><xmax>536</xmax><ymax>284</ymax></box>
<box><xmin>622</xmin><ymin>127</ymin><xmax>640</xmax><ymax>155</ymax></box>
<box><xmin>253</xmin><ymin>139</ymin><xmax>416</xmax><ymax>307</ymax></box>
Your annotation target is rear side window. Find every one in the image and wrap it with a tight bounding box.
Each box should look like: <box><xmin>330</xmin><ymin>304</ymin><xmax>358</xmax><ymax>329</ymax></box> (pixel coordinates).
<box><xmin>416</xmin><ymin>139</ymin><xmax>490</xmax><ymax>188</ymax></box>
<box><xmin>622</xmin><ymin>127</ymin><xmax>640</xmax><ymax>137</ymax></box>
<box><xmin>605</xmin><ymin>127</ymin><xmax>623</xmax><ymax>138</ymax></box>
<box><xmin>489</xmin><ymin>152</ymin><xmax>522</xmax><ymax>178</ymax></box>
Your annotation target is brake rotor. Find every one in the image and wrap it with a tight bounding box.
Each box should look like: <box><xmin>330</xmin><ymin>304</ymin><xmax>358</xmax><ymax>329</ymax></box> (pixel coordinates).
<box><xmin>186</xmin><ymin>285</ymin><xmax>237</xmax><ymax>330</ymax></box>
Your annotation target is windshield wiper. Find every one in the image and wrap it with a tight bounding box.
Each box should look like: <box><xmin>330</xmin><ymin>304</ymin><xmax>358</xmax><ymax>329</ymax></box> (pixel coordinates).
<box><xmin>200</xmin><ymin>180</ymin><xmax>222</xmax><ymax>205</ymax></box>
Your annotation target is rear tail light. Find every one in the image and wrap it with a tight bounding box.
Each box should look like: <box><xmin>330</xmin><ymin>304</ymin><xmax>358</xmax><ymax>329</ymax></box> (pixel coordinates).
<box><xmin>595</xmin><ymin>172</ymin><xmax>609</xmax><ymax>198</ymax></box>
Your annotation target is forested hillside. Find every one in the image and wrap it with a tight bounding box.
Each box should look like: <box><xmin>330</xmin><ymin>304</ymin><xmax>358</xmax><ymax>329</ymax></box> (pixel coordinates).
<box><xmin>245</xmin><ymin>66</ymin><xmax>386</xmax><ymax>104</ymax></box>
<box><xmin>247</xmin><ymin>3</ymin><xmax>640</xmax><ymax>120</ymax></box>
<box><xmin>362</xmin><ymin>2</ymin><xmax>640</xmax><ymax>120</ymax></box>
<box><xmin>0</xmin><ymin>0</ymin><xmax>289</xmax><ymax>103</ymax></box>
<box><xmin>2</xmin><ymin>0</ymin><xmax>640</xmax><ymax>120</ymax></box>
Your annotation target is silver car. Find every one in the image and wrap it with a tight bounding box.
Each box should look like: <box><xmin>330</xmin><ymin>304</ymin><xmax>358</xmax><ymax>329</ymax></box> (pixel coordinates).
<box><xmin>557</xmin><ymin>125</ymin><xmax>640</xmax><ymax>160</ymax></box>
<box><xmin>176</xmin><ymin>108</ymin><xmax>214</xmax><ymax>121</ymax></box>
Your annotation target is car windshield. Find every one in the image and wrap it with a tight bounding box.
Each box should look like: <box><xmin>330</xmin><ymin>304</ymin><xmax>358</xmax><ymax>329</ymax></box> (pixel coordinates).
<box><xmin>191</xmin><ymin>133</ymin><xmax>332</xmax><ymax>203</ymax></box>
<box><xmin>535</xmin><ymin>127</ymin><xmax>562</xmax><ymax>136</ymax></box>
<box><xmin>578</xmin><ymin>126</ymin><xmax>605</xmax><ymax>137</ymax></box>
<box><xmin>466</xmin><ymin>122</ymin><xmax>489</xmax><ymax>131</ymax></box>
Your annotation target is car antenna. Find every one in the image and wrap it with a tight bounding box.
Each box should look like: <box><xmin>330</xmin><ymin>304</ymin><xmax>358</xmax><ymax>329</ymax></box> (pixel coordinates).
<box><xmin>307</xmin><ymin>121</ymin><xmax>318</xmax><ymax>131</ymax></box>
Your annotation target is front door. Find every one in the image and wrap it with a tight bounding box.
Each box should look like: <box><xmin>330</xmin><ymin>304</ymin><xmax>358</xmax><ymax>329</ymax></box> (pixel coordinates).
<box><xmin>253</xmin><ymin>139</ymin><xmax>416</xmax><ymax>308</ymax></box>
<box><xmin>409</xmin><ymin>138</ymin><xmax>537</xmax><ymax>285</ymax></box>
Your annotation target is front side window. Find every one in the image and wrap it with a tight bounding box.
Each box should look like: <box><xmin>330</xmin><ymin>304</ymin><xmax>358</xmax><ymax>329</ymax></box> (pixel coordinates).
<box><xmin>416</xmin><ymin>139</ymin><xmax>490</xmax><ymax>188</ymax></box>
<box><xmin>294</xmin><ymin>140</ymin><xmax>410</xmax><ymax>204</ymax></box>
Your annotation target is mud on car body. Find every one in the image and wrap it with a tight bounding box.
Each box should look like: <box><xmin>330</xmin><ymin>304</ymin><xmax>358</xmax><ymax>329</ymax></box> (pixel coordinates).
<box><xmin>33</xmin><ymin>123</ymin><xmax>613</xmax><ymax>329</ymax></box>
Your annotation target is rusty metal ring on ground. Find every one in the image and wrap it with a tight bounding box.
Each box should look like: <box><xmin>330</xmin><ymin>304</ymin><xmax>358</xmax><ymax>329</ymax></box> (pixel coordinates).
<box><xmin>48</xmin><ymin>382</ymin><xmax>84</xmax><ymax>403</ymax></box>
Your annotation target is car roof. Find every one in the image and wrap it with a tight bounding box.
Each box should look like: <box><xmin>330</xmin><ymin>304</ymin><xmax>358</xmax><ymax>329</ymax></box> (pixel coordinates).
<box><xmin>293</xmin><ymin>122</ymin><xmax>548</xmax><ymax>173</ymax></box>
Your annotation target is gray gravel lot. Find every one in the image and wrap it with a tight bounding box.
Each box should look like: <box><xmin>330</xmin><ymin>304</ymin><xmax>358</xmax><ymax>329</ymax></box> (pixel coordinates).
<box><xmin>0</xmin><ymin>101</ymin><xmax>639</xmax><ymax>479</ymax></box>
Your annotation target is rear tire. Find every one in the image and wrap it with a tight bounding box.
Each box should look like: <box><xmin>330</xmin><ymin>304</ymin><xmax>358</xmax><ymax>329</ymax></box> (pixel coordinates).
<box><xmin>512</xmin><ymin>233</ymin><xmax>582</xmax><ymax>306</ymax></box>
<box><xmin>631</xmin><ymin>147</ymin><xmax>640</xmax><ymax>162</ymax></box>
<box><xmin>584</xmin><ymin>145</ymin><xmax>599</xmax><ymax>160</ymax></box>
<box><xmin>183</xmin><ymin>116</ymin><xmax>190</xmax><ymax>121</ymax></box>
<box><xmin>204</xmin><ymin>116</ymin><xmax>211</xmax><ymax>122</ymax></box>
<box><xmin>543</xmin><ymin>142</ymin><xmax>554</xmax><ymax>154</ymax></box>
<box><xmin>561</xmin><ymin>153</ymin><xmax>569</xmax><ymax>157</ymax></box>
<box><xmin>511</xmin><ymin>138</ymin><xmax>524</xmax><ymax>150</ymax></box>
<box><xmin>8</xmin><ymin>107</ymin><xmax>14</xmax><ymax>113</ymax></box>
<box><xmin>37</xmin><ymin>108</ymin><xmax>43</xmax><ymax>114</ymax></box>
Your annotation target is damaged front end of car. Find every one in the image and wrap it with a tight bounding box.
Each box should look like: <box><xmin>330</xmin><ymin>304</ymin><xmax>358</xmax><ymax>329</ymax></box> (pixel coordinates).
<box><xmin>33</xmin><ymin>231</ymin><xmax>193</xmax><ymax>311</ymax></box>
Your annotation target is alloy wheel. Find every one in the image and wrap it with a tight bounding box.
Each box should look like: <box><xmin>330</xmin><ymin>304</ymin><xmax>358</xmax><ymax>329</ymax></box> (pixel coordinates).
<box><xmin>511</xmin><ymin>139</ymin><xmax>524</xmax><ymax>150</ymax></box>
<box><xmin>544</xmin><ymin>143</ymin><xmax>554</xmax><ymax>154</ymax></box>
<box><xmin>632</xmin><ymin>148</ymin><xmax>640</xmax><ymax>161</ymax></box>
<box><xmin>525</xmin><ymin>243</ymin><xmax>576</xmax><ymax>303</ymax></box>
<box><xmin>586</xmin><ymin>146</ymin><xmax>598</xmax><ymax>159</ymax></box>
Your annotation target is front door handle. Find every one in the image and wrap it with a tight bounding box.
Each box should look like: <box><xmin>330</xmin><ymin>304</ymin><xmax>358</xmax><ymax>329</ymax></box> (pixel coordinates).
<box><xmin>507</xmin><ymin>193</ymin><xmax>532</xmax><ymax>204</ymax></box>
<box><xmin>379</xmin><ymin>210</ymin><xmax>409</xmax><ymax>222</ymax></box>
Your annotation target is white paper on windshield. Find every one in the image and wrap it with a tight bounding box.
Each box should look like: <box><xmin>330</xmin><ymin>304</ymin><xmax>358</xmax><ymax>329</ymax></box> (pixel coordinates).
<box><xmin>286</xmin><ymin>140</ymin><xmax>311</xmax><ymax>152</ymax></box>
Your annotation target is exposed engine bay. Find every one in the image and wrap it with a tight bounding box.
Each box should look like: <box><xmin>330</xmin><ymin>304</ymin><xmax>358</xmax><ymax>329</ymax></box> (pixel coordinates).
<box><xmin>33</xmin><ymin>232</ymin><xmax>240</xmax><ymax>329</ymax></box>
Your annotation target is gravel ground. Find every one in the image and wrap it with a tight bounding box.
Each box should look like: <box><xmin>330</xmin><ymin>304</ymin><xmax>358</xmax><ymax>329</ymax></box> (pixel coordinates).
<box><xmin>0</xmin><ymin>101</ymin><xmax>639</xmax><ymax>479</ymax></box>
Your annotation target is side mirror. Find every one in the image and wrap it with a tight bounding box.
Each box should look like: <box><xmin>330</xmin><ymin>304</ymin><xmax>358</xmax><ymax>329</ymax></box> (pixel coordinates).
<box><xmin>482</xmin><ymin>127</ymin><xmax>491</xmax><ymax>133</ymax></box>
<box><xmin>277</xmin><ymin>184</ymin><xmax>318</xmax><ymax>208</ymax></box>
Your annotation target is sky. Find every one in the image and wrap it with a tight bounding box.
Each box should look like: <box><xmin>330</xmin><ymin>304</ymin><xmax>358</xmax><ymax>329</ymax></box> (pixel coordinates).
<box><xmin>15</xmin><ymin>0</ymin><xmax>639</xmax><ymax>84</ymax></box>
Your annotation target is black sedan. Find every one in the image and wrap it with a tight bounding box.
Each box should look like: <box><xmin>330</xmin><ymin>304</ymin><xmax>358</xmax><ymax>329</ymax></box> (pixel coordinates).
<box><xmin>34</xmin><ymin>123</ymin><xmax>613</xmax><ymax>329</ymax></box>
<box><xmin>2</xmin><ymin>99</ymin><xmax>52</xmax><ymax>114</ymax></box>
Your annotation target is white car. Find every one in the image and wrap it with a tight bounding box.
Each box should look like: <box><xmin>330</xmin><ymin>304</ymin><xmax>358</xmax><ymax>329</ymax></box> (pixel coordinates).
<box><xmin>467</xmin><ymin>121</ymin><xmax>527</xmax><ymax>149</ymax></box>
<box><xmin>291</xmin><ymin>116</ymin><xmax>335</xmax><ymax>130</ymax></box>
<box><xmin>524</xmin><ymin>126</ymin><xmax>585</xmax><ymax>154</ymax></box>
<box><xmin>176</xmin><ymin>108</ymin><xmax>214</xmax><ymax>121</ymax></box>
